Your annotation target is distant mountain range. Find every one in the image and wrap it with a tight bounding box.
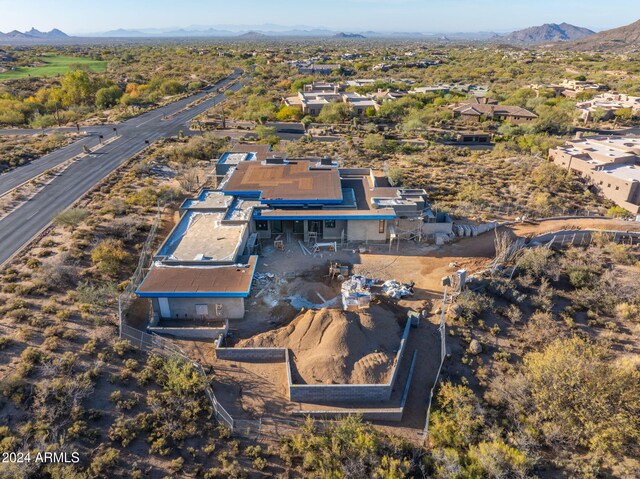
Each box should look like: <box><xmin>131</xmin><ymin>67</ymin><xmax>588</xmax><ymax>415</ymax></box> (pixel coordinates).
<box><xmin>1</xmin><ymin>20</ymin><xmax>639</xmax><ymax>51</ymax></box>
<box><xmin>564</xmin><ymin>19</ymin><xmax>640</xmax><ymax>50</ymax></box>
<box><xmin>0</xmin><ymin>28</ymin><xmax>68</xmax><ymax>39</ymax></box>
<box><xmin>497</xmin><ymin>22</ymin><xmax>595</xmax><ymax>44</ymax></box>
<box><xmin>333</xmin><ymin>32</ymin><xmax>366</xmax><ymax>39</ymax></box>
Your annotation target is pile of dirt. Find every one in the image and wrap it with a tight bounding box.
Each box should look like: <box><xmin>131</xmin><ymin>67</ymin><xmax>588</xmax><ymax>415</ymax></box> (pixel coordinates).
<box><xmin>237</xmin><ymin>305</ymin><xmax>402</xmax><ymax>384</ymax></box>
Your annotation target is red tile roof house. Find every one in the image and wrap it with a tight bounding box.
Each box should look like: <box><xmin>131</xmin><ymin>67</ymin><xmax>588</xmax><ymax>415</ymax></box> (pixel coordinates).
<box><xmin>450</xmin><ymin>97</ymin><xmax>538</xmax><ymax>124</ymax></box>
<box><xmin>136</xmin><ymin>152</ymin><xmax>446</xmax><ymax>334</ymax></box>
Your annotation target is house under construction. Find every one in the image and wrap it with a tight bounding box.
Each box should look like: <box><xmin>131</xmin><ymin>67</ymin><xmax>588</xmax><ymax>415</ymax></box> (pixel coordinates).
<box><xmin>136</xmin><ymin>146</ymin><xmax>450</xmax><ymax>322</ymax></box>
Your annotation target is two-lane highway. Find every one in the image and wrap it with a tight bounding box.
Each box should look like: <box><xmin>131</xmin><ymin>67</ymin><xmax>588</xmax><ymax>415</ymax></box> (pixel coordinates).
<box><xmin>0</xmin><ymin>69</ymin><xmax>246</xmax><ymax>266</ymax></box>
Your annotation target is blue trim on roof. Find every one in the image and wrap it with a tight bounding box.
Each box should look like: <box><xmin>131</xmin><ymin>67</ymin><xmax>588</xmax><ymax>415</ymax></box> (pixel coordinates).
<box><xmin>223</xmin><ymin>190</ymin><xmax>263</xmax><ymax>197</ymax></box>
<box><xmin>137</xmin><ymin>291</ymin><xmax>250</xmax><ymax>298</ymax></box>
<box><xmin>263</xmin><ymin>198</ymin><xmax>344</xmax><ymax>205</ymax></box>
<box><xmin>254</xmin><ymin>213</ymin><xmax>395</xmax><ymax>220</ymax></box>
<box><xmin>135</xmin><ymin>256</ymin><xmax>259</xmax><ymax>298</ymax></box>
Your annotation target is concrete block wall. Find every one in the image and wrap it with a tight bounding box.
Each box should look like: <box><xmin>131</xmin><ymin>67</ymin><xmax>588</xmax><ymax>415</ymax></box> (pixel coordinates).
<box><xmin>216</xmin><ymin>347</ymin><xmax>286</xmax><ymax>361</ymax></box>
<box><xmin>386</xmin><ymin>319</ymin><xmax>411</xmax><ymax>392</ymax></box>
<box><xmin>293</xmin><ymin>408</ymin><xmax>404</xmax><ymax>422</ymax></box>
<box><xmin>289</xmin><ymin>383</ymin><xmax>391</xmax><ymax>402</ymax></box>
<box><xmin>147</xmin><ymin>326</ymin><xmax>228</xmax><ymax>339</ymax></box>
<box><xmin>422</xmin><ymin>221</ymin><xmax>454</xmax><ymax>235</ymax></box>
<box><xmin>216</xmin><ymin>319</ymin><xmax>414</xmax><ymax>404</ymax></box>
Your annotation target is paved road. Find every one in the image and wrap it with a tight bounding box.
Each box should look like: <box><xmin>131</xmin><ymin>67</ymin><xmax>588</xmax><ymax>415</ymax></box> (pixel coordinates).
<box><xmin>0</xmin><ymin>69</ymin><xmax>246</xmax><ymax>266</ymax></box>
<box><xmin>0</xmin><ymin>126</ymin><xmax>108</xmax><ymax>135</ymax></box>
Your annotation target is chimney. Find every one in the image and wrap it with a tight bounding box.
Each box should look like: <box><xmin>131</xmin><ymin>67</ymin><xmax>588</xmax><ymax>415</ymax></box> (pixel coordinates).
<box><xmin>575</xmin><ymin>131</ymin><xmax>583</xmax><ymax>140</ymax></box>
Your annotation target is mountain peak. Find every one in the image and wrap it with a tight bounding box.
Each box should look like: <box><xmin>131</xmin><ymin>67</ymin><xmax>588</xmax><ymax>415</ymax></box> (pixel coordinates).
<box><xmin>500</xmin><ymin>22</ymin><xmax>594</xmax><ymax>44</ymax></box>
<box><xmin>563</xmin><ymin>18</ymin><xmax>640</xmax><ymax>50</ymax></box>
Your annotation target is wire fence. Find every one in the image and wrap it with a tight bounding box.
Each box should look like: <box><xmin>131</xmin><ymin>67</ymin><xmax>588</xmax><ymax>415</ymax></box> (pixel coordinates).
<box><xmin>422</xmin><ymin>286</ymin><xmax>448</xmax><ymax>442</ymax></box>
<box><xmin>450</xmin><ymin>201</ymin><xmax>605</xmax><ymax>221</ymax></box>
<box><xmin>115</xmin><ymin>207</ymin><xmax>263</xmax><ymax>437</ymax></box>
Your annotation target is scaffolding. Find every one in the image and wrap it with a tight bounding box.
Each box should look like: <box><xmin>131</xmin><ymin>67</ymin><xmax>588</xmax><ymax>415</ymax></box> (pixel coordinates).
<box><xmin>388</xmin><ymin>216</ymin><xmax>424</xmax><ymax>252</ymax></box>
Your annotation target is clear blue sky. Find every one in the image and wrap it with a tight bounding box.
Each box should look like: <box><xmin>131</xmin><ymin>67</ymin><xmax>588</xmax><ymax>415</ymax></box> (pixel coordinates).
<box><xmin>0</xmin><ymin>0</ymin><xmax>637</xmax><ymax>34</ymax></box>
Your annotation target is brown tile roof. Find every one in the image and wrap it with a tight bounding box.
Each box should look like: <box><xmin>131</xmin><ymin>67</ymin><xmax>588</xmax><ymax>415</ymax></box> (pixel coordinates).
<box><xmin>222</xmin><ymin>160</ymin><xmax>343</xmax><ymax>202</ymax></box>
<box><xmin>137</xmin><ymin>256</ymin><xmax>257</xmax><ymax>296</ymax></box>
<box><xmin>451</xmin><ymin>102</ymin><xmax>538</xmax><ymax>119</ymax></box>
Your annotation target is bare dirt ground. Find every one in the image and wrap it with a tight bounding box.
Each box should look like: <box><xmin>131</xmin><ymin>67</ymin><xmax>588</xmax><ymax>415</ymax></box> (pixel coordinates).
<box><xmin>175</xmin><ymin>217</ymin><xmax>640</xmax><ymax>441</ymax></box>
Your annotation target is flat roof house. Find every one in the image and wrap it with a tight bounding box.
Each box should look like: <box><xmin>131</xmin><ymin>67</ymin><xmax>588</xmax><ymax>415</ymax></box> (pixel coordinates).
<box><xmin>549</xmin><ymin>136</ymin><xmax>640</xmax><ymax>214</ymax></box>
<box><xmin>576</xmin><ymin>93</ymin><xmax>640</xmax><ymax>122</ymax></box>
<box><xmin>283</xmin><ymin>83</ymin><xmax>380</xmax><ymax>117</ymax></box>
<box><xmin>136</xmin><ymin>152</ymin><xmax>439</xmax><ymax>327</ymax></box>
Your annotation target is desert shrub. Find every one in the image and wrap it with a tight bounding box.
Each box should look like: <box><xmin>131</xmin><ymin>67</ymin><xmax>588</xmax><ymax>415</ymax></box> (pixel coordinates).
<box><xmin>454</xmin><ymin>291</ymin><xmax>495</xmax><ymax>321</ymax></box>
<box><xmin>109</xmin><ymin>415</ymin><xmax>139</xmax><ymax>447</ymax></box>
<box><xmin>0</xmin><ymin>374</ymin><xmax>29</xmax><ymax>404</ymax></box>
<box><xmin>38</xmin><ymin>254</ymin><xmax>79</xmax><ymax>289</ymax></box>
<box><xmin>567</xmin><ymin>266</ymin><xmax>594</xmax><ymax>289</ymax></box>
<box><xmin>91</xmin><ymin>239</ymin><xmax>130</xmax><ymax>276</ymax></box>
<box><xmin>516</xmin><ymin>247</ymin><xmax>554</xmax><ymax>279</ymax></box>
<box><xmin>54</xmin><ymin>208</ymin><xmax>89</xmax><ymax>228</ymax></box>
<box><xmin>494</xmin><ymin>337</ymin><xmax>640</xmax><ymax>459</ymax></box>
<box><xmin>159</xmin><ymin>356</ymin><xmax>205</xmax><ymax>396</ymax></box>
<box><xmin>89</xmin><ymin>447</ymin><xmax>120</xmax><ymax>476</ymax></box>
<box><xmin>283</xmin><ymin>416</ymin><xmax>417</xmax><ymax>478</ymax></box>
<box><xmin>107</xmin><ymin>217</ymin><xmax>139</xmax><ymax>240</ymax></box>
<box><xmin>76</xmin><ymin>281</ymin><xmax>117</xmax><ymax>306</ymax></box>
<box><xmin>430</xmin><ymin>382</ymin><xmax>485</xmax><ymax>449</ymax></box>
<box><xmin>606</xmin><ymin>205</ymin><xmax>632</xmax><ymax>218</ymax></box>
<box><xmin>466</xmin><ymin>440</ymin><xmax>530</xmax><ymax>478</ymax></box>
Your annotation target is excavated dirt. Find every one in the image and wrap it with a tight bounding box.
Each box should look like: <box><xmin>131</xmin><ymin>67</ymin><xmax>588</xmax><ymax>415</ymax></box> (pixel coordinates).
<box><xmin>237</xmin><ymin>305</ymin><xmax>402</xmax><ymax>385</ymax></box>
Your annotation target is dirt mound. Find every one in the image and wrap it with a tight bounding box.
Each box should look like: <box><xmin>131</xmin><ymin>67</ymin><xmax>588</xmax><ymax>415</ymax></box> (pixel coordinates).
<box><xmin>238</xmin><ymin>305</ymin><xmax>402</xmax><ymax>384</ymax></box>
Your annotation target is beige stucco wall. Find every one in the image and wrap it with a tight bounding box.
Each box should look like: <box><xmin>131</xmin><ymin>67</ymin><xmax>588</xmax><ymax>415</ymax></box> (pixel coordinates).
<box><xmin>347</xmin><ymin>219</ymin><xmax>388</xmax><ymax>242</ymax></box>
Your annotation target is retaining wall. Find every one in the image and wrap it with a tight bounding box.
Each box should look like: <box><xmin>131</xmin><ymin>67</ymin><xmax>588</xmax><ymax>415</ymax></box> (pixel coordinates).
<box><xmin>287</xmin><ymin>319</ymin><xmax>412</xmax><ymax>403</ymax></box>
<box><xmin>293</xmin><ymin>408</ymin><xmax>404</xmax><ymax>421</ymax></box>
<box><xmin>216</xmin><ymin>347</ymin><xmax>287</xmax><ymax>361</ymax></box>
<box><xmin>147</xmin><ymin>326</ymin><xmax>227</xmax><ymax>339</ymax></box>
<box><xmin>216</xmin><ymin>318</ymin><xmax>414</xmax><ymax>404</ymax></box>
<box><xmin>289</xmin><ymin>383</ymin><xmax>391</xmax><ymax>402</ymax></box>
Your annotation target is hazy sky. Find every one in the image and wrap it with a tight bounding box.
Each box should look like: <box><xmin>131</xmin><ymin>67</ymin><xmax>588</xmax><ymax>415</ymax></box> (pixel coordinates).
<box><xmin>0</xmin><ymin>0</ymin><xmax>637</xmax><ymax>34</ymax></box>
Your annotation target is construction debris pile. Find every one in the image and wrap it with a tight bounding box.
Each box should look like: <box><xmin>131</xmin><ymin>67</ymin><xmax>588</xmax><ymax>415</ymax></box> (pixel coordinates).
<box><xmin>341</xmin><ymin>274</ymin><xmax>373</xmax><ymax>310</ymax></box>
<box><xmin>238</xmin><ymin>306</ymin><xmax>402</xmax><ymax>384</ymax></box>
<box><xmin>381</xmin><ymin>280</ymin><xmax>415</xmax><ymax>300</ymax></box>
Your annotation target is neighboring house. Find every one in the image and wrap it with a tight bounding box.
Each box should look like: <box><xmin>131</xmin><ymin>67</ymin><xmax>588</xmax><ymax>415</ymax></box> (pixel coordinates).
<box><xmin>450</xmin><ymin>97</ymin><xmax>538</xmax><ymax>124</ymax></box>
<box><xmin>137</xmin><ymin>152</ymin><xmax>447</xmax><ymax>324</ymax></box>
<box><xmin>345</xmin><ymin>79</ymin><xmax>377</xmax><ymax>88</ymax></box>
<box><xmin>409</xmin><ymin>86</ymin><xmax>451</xmax><ymax>95</ymax></box>
<box><xmin>529</xmin><ymin>80</ymin><xmax>605</xmax><ymax>99</ymax></box>
<box><xmin>298</xmin><ymin>63</ymin><xmax>342</xmax><ymax>75</ymax></box>
<box><xmin>368</xmin><ymin>89</ymin><xmax>407</xmax><ymax>102</ymax></box>
<box><xmin>410</xmin><ymin>82</ymin><xmax>488</xmax><ymax>97</ymax></box>
<box><xmin>283</xmin><ymin>82</ymin><xmax>379</xmax><ymax>117</ymax></box>
<box><xmin>576</xmin><ymin>93</ymin><xmax>640</xmax><ymax>122</ymax></box>
<box><xmin>560</xmin><ymin>79</ymin><xmax>605</xmax><ymax>93</ymax></box>
<box><xmin>549</xmin><ymin>136</ymin><xmax>640</xmax><ymax>214</ymax></box>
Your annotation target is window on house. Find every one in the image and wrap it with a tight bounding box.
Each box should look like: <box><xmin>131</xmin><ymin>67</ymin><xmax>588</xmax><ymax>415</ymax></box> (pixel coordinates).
<box><xmin>378</xmin><ymin>220</ymin><xmax>385</xmax><ymax>234</ymax></box>
<box><xmin>255</xmin><ymin>220</ymin><xmax>269</xmax><ymax>231</ymax></box>
<box><xmin>271</xmin><ymin>220</ymin><xmax>283</xmax><ymax>234</ymax></box>
<box><xmin>325</xmin><ymin>220</ymin><xmax>336</xmax><ymax>229</ymax></box>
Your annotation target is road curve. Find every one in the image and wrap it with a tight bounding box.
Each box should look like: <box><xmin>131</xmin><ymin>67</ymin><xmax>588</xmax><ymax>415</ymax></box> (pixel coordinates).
<box><xmin>0</xmin><ymin>69</ymin><xmax>246</xmax><ymax>267</ymax></box>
